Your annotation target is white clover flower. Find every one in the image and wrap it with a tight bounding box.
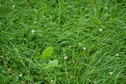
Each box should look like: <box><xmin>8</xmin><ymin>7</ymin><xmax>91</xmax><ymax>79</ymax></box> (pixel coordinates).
<box><xmin>19</xmin><ymin>73</ymin><xmax>22</xmax><ymax>77</ymax></box>
<box><xmin>105</xmin><ymin>7</ymin><xmax>108</xmax><ymax>10</ymax></box>
<box><xmin>78</xmin><ymin>43</ymin><xmax>81</xmax><ymax>45</ymax></box>
<box><xmin>83</xmin><ymin>47</ymin><xmax>86</xmax><ymax>51</ymax></box>
<box><xmin>12</xmin><ymin>5</ymin><xmax>15</xmax><ymax>8</ymax></box>
<box><xmin>99</xmin><ymin>29</ymin><xmax>103</xmax><ymax>32</ymax></box>
<box><xmin>64</xmin><ymin>56</ymin><xmax>68</xmax><ymax>60</ymax></box>
<box><xmin>31</xmin><ymin>29</ymin><xmax>35</xmax><ymax>34</ymax></box>
<box><xmin>115</xmin><ymin>53</ymin><xmax>119</xmax><ymax>56</ymax></box>
<box><xmin>109</xmin><ymin>72</ymin><xmax>113</xmax><ymax>75</ymax></box>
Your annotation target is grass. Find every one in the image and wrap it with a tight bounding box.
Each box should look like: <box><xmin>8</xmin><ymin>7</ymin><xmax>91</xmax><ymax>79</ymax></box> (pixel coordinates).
<box><xmin>0</xmin><ymin>0</ymin><xmax>126</xmax><ymax>84</ymax></box>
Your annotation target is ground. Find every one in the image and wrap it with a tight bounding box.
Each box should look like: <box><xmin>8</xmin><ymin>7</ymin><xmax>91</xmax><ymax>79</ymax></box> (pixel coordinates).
<box><xmin>0</xmin><ymin>0</ymin><xmax>126</xmax><ymax>84</ymax></box>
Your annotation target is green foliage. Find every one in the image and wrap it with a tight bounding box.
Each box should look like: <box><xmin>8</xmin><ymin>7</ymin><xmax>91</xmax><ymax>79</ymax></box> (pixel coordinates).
<box><xmin>45</xmin><ymin>59</ymin><xmax>60</xmax><ymax>69</ymax></box>
<box><xmin>0</xmin><ymin>0</ymin><xmax>126</xmax><ymax>84</ymax></box>
<box><xmin>41</xmin><ymin>47</ymin><xmax>53</xmax><ymax>59</ymax></box>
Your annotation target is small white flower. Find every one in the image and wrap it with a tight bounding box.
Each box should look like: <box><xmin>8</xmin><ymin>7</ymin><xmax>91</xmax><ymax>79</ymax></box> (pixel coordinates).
<box><xmin>64</xmin><ymin>56</ymin><xmax>68</xmax><ymax>60</ymax></box>
<box><xmin>109</xmin><ymin>72</ymin><xmax>113</xmax><ymax>75</ymax></box>
<box><xmin>99</xmin><ymin>29</ymin><xmax>103</xmax><ymax>32</ymax></box>
<box><xmin>19</xmin><ymin>73</ymin><xmax>22</xmax><ymax>77</ymax></box>
<box><xmin>104</xmin><ymin>7</ymin><xmax>108</xmax><ymax>10</ymax></box>
<box><xmin>78</xmin><ymin>43</ymin><xmax>81</xmax><ymax>45</ymax></box>
<box><xmin>115</xmin><ymin>53</ymin><xmax>119</xmax><ymax>56</ymax></box>
<box><xmin>12</xmin><ymin>5</ymin><xmax>15</xmax><ymax>8</ymax></box>
<box><xmin>31</xmin><ymin>29</ymin><xmax>35</xmax><ymax>34</ymax></box>
<box><xmin>83</xmin><ymin>47</ymin><xmax>86</xmax><ymax>51</ymax></box>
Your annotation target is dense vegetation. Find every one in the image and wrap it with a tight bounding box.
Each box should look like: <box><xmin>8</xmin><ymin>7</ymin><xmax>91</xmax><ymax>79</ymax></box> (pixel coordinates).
<box><xmin>0</xmin><ymin>0</ymin><xmax>126</xmax><ymax>84</ymax></box>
